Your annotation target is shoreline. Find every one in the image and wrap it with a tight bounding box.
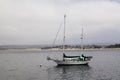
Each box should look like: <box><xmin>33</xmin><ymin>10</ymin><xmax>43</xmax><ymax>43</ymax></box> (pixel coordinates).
<box><xmin>1</xmin><ymin>48</ymin><xmax>120</xmax><ymax>51</ymax></box>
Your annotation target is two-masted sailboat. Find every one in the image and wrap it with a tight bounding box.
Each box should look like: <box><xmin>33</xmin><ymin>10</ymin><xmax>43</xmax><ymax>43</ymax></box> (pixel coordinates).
<box><xmin>47</xmin><ymin>15</ymin><xmax>92</xmax><ymax>66</ymax></box>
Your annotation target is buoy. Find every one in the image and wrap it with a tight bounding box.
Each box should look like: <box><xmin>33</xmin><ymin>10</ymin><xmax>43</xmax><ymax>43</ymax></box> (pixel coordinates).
<box><xmin>40</xmin><ymin>65</ymin><xmax>42</xmax><ymax>67</ymax></box>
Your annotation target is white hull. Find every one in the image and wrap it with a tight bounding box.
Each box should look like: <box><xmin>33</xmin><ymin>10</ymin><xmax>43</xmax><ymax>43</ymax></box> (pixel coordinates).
<box><xmin>53</xmin><ymin>60</ymin><xmax>90</xmax><ymax>66</ymax></box>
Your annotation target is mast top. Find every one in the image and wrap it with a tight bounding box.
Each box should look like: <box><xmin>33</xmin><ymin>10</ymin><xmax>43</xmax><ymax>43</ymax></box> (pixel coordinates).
<box><xmin>64</xmin><ymin>15</ymin><xmax>66</xmax><ymax>18</ymax></box>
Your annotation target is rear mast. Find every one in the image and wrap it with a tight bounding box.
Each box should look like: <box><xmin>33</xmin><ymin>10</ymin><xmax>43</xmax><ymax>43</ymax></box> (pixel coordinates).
<box><xmin>63</xmin><ymin>15</ymin><xmax>66</xmax><ymax>54</ymax></box>
<box><xmin>81</xmin><ymin>27</ymin><xmax>84</xmax><ymax>53</ymax></box>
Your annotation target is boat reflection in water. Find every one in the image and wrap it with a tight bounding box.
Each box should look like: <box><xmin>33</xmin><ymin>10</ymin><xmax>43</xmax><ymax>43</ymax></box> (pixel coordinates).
<box><xmin>47</xmin><ymin>65</ymin><xmax>92</xmax><ymax>80</ymax></box>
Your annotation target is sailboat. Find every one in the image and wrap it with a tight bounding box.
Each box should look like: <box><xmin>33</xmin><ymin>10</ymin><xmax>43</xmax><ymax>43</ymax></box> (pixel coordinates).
<box><xmin>47</xmin><ymin>15</ymin><xmax>92</xmax><ymax>66</ymax></box>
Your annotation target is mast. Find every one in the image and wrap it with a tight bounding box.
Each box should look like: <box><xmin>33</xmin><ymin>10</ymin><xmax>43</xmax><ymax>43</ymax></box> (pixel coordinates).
<box><xmin>63</xmin><ymin>15</ymin><xmax>66</xmax><ymax>53</ymax></box>
<box><xmin>81</xmin><ymin>27</ymin><xmax>84</xmax><ymax>51</ymax></box>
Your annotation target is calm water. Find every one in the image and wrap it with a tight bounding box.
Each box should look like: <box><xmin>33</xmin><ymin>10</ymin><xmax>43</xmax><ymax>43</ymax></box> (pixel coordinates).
<box><xmin>0</xmin><ymin>49</ymin><xmax>120</xmax><ymax>80</ymax></box>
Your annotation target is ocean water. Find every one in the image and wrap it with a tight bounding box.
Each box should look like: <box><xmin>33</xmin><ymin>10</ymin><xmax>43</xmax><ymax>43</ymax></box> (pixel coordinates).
<box><xmin>0</xmin><ymin>49</ymin><xmax>120</xmax><ymax>80</ymax></box>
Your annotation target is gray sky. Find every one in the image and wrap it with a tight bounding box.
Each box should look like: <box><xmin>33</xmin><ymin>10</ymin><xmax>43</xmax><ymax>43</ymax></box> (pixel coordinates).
<box><xmin>0</xmin><ymin>0</ymin><xmax>120</xmax><ymax>45</ymax></box>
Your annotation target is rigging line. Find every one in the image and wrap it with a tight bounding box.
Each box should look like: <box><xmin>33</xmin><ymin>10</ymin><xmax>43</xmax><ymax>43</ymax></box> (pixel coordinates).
<box><xmin>68</xmin><ymin>24</ymin><xmax>78</xmax><ymax>45</ymax></box>
<box><xmin>52</xmin><ymin>21</ymin><xmax>63</xmax><ymax>46</ymax></box>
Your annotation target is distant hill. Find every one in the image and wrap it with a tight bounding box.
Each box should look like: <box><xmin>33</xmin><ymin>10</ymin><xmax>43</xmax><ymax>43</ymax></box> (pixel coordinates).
<box><xmin>0</xmin><ymin>44</ymin><xmax>120</xmax><ymax>50</ymax></box>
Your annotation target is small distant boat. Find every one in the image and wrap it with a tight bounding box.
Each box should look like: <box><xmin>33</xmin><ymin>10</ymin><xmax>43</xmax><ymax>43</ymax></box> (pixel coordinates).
<box><xmin>47</xmin><ymin>15</ymin><xmax>92</xmax><ymax>66</ymax></box>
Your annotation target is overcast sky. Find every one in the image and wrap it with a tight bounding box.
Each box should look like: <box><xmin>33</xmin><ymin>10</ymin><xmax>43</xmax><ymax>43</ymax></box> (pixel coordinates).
<box><xmin>0</xmin><ymin>0</ymin><xmax>120</xmax><ymax>45</ymax></box>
